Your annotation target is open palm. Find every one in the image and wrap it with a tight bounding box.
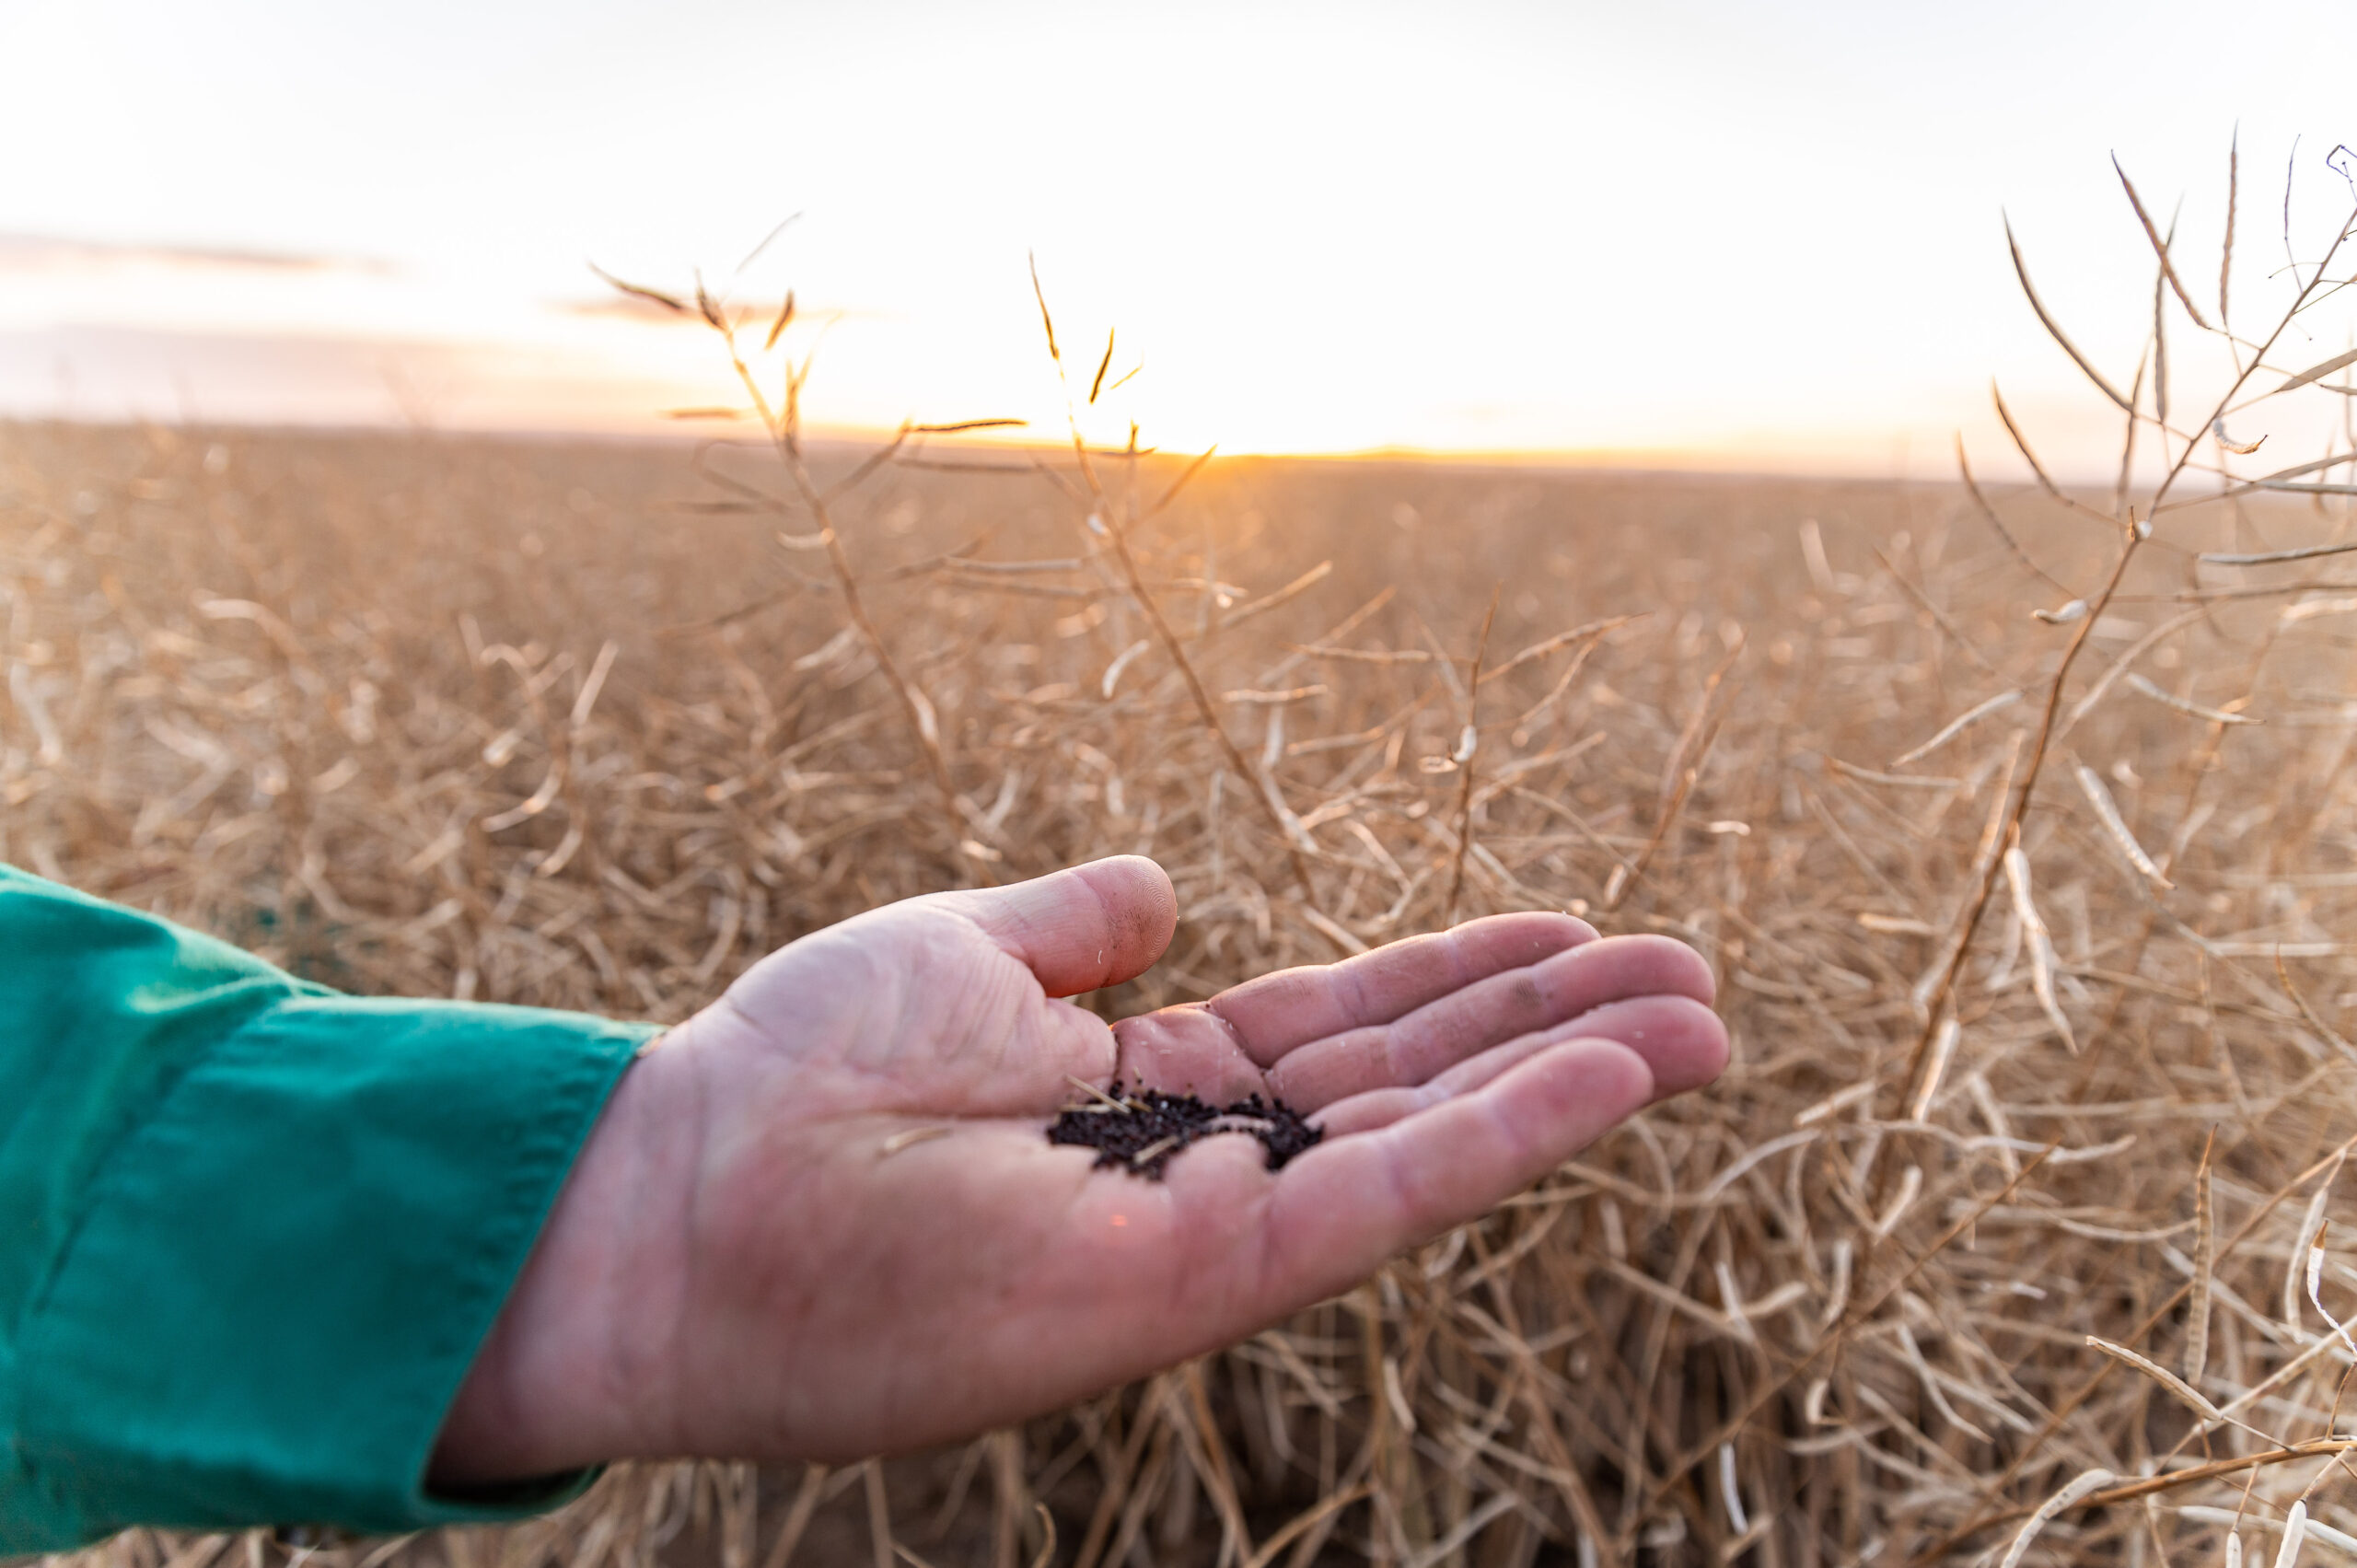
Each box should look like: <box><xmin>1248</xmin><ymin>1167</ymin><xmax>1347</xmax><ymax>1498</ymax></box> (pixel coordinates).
<box><xmin>434</xmin><ymin>856</ymin><xmax>1725</xmax><ymax>1481</ymax></box>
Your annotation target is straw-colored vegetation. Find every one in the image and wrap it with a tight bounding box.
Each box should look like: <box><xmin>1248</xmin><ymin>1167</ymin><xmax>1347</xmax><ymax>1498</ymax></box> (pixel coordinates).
<box><xmin>9</xmin><ymin>147</ymin><xmax>2357</xmax><ymax>1567</ymax></box>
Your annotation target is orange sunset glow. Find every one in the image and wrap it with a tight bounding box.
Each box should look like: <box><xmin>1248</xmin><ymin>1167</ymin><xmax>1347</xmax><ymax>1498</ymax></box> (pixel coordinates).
<box><xmin>5</xmin><ymin>2</ymin><xmax>2355</xmax><ymax>476</ymax></box>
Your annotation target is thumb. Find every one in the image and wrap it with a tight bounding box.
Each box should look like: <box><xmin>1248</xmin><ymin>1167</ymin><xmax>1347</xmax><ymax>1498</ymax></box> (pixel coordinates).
<box><xmin>933</xmin><ymin>855</ymin><xmax>1177</xmax><ymax>996</ymax></box>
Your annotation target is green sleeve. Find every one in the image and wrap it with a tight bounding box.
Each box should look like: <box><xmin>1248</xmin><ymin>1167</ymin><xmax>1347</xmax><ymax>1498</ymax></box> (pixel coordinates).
<box><xmin>0</xmin><ymin>865</ymin><xmax>659</xmax><ymax>1552</ymax></box>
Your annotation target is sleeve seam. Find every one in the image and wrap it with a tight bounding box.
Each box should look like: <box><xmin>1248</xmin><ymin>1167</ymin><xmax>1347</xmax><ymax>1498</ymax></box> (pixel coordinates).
<box><xmin>6</xmin><ymin>978</ymin><xmax>303</xmax><ymax>1534</ymax></box>
<box><xmin>15</xmin><ymin>999</ymin><xmax>646</xmax><ymax>1542</ymax></box>
<box><xmin>17</xmin><ymin>979</ymin><xmax>306</xmax><ymax>1331</ymax></box>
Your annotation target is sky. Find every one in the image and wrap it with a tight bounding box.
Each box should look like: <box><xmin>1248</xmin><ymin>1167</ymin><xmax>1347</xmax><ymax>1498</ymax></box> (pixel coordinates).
<box><xmin>3</xmin><ymin>0</ymin><xmax>2356</xmax><ymax>475</ymax></box>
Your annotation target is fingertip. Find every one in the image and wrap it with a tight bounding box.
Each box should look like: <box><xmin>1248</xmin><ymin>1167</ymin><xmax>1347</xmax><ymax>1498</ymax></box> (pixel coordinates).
<box><xmin>937</xmin><ymin>855</ymin><xmax>1177</xmax><ymax>995</ymax></box>
<box><xmin>1548</xmin><ymin>933</ymin><xmax>1718</xmax><ymax>1007</ymax></box>
<box><xmin>1073</xmin><ymin>855</ymin><xmax>1178</xmax><ymax>985</ymax></box>
<box><xmin>1655</xmin><ymin>999</ymin><xmax>1731</xmax><ymax>1095</ymax></box>
<box><xmin>1456</xmin><ymin>910</ymin><xmax>1599</xmax><ymax>962</ymax></box>
<box><xmin>1541</xmin><ymin>910</ymin><xmax>1603</xmax><ymax>947</ymax></box>
<box><xmin>1561</xmin><ymin>994</ymin><xmax>1729</xmax><ymax>1099</ymax></box>
<box><xmin>1655</xmin><ymin>936</ymin><xmax>1720</xmax><ymax>1006</ymax></box>
<box><xmin>1467</xmin><ymin>1036</ymin><xmax>1654</xmax><ymax>1149</ymax></box>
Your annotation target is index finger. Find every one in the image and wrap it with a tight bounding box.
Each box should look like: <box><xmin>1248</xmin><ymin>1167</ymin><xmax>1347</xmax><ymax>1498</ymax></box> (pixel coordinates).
<box><xmin>1202</xmin><ymin>912</ymin><xmax>1596</xmax><ymax>1067</ymax></box>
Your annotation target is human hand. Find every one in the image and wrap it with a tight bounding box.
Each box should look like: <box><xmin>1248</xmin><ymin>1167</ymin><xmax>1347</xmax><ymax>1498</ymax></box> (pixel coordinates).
<box><xmin>432</xmin><ymin>856</ymin><xmax>1725</xmax><ymax>1482</ymax></box>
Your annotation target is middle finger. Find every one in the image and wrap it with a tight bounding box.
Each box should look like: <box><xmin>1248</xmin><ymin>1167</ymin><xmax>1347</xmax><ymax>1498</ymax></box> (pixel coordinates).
<box><xmin>1265</xmin><ymin>934</ymin><xmax>1713</xmax><ymax>1109</ymax></box>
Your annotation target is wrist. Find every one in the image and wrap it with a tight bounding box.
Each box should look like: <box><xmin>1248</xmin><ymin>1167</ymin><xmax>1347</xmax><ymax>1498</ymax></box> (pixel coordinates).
<box><xmin>430</xmin><ymin>1031</ymin><xmax>701</xmax><ymax>1487</ymax></box>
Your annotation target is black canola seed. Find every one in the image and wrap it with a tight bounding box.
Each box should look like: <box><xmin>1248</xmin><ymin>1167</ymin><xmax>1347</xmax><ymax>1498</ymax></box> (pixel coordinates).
<box><xmin>1045</xmin><ymin>1086</ymin><xmax>1325</xmax><ymax>1180</ymax></box>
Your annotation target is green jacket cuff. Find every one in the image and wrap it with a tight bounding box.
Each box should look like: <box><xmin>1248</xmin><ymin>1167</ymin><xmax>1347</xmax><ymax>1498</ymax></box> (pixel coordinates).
<box><xmin>11</xmin><ymin>991</ymin><xmax>656</xmax><ymax>1546</ymax></box>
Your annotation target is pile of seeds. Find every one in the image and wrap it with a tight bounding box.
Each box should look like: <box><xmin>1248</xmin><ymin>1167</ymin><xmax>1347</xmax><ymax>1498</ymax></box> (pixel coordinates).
<box><xmin>1046</xmin><ymin>1083</ymin><xmax>1324</xmax><ymax>1179</ymax></box>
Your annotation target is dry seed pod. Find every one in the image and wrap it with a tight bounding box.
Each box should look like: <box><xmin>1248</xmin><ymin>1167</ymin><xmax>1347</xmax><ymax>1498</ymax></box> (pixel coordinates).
<box><xmin>2275</xmin><ymin>1502</ymin><xmax>2308</xmax><ymax>1568</ymax></box>
<box><xmin>1998</xmin><ymin>1469</ymin><xmax>2117</xmax><ymax>1568</ymax></box>
<box><xmin>2003</xmin><ymin>847</ymin><xmax>2077</xmax><ymax>1051</ymax></box>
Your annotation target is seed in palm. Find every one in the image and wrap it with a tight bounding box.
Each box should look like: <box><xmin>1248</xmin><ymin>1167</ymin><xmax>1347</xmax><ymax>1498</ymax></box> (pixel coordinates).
<box><xmin>1046</xmin><ymin>1085</ymin><xmax>1323</xmax><ymax>1179</ymax></box>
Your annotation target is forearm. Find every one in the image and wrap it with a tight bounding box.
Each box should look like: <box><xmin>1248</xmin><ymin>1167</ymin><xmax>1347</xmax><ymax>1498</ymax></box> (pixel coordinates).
<box><xmin>0</xmin><ymin>867</ymin><xmax>656</xmax><ymax>1552</ymax></box>
<box><xmin>430</xmin><ymin>1030</ymin><xmax>702</xmax><ymax>1488</ymax></box>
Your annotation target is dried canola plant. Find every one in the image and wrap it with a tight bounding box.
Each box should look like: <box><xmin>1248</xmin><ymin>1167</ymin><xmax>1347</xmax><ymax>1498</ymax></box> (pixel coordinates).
<box><xmin>6</xmin><ymin>145</ymin><xmax>2357</xmax><ymax>1567</ymax></box>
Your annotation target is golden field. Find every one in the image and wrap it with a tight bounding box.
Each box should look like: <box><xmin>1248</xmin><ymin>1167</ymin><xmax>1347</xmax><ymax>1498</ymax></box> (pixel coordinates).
<box><xmin>4</xmin><ymin>399</ymin><xmax>2354</xmax><ymax>1568</ymax></box>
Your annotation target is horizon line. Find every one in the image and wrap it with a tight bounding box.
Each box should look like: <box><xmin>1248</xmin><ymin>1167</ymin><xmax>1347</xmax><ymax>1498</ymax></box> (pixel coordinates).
<box><xmin>1</xmin><ymin>411</ymin><xmax>1993</xmax><ymax>486</ymax></box>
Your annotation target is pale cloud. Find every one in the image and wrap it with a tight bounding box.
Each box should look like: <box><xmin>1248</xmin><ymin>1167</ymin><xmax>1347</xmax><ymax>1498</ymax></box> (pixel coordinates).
<box><xmin>3</xmin><ymin>1</ymin><xmax>2353</xmax><ymax>474</ymax></box>
<box><xmin>0</xmin><ymin>232</ymin><xmax>387</xmax><ymax>276</ymax></box>
<box><xmin>0</xmin><ymin>323</ymin><xmax>710</xmax><ymax>435</ymax></box>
